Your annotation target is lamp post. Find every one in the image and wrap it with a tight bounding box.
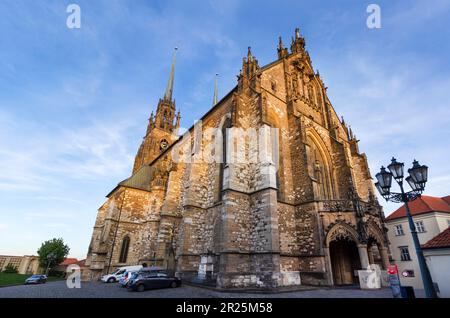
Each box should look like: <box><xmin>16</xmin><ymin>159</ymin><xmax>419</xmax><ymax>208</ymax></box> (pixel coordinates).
<box><xmin>375</xmin><ymin>158</ymin><xmax>437</xmax><ymax>298</ymax></box>
<box><xmin>45</xmin><ymin>252</ymin><xmax>56</xmax><ymax>276</ymax></box>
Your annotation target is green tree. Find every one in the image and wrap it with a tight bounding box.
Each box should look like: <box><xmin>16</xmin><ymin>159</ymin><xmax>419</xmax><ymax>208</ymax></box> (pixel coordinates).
<box><xmin>37</xmin><ymin>238</ymin><xmax>70</xmax><ymax>274</ymax></box>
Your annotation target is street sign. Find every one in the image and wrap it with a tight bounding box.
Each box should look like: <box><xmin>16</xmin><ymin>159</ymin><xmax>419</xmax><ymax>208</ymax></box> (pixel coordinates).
<box><xmin>388</xmin><ymin>265</ymin><xmax>402</xmax><ymax>298</ymax></box>
<box><xmin>388</xmin><ymin>265</ymin><xmax>398</xmax><ymax>275</ymax></box>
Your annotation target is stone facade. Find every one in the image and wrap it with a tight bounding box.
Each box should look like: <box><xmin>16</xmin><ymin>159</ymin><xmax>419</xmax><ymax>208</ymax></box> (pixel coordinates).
<box><xmin>0</xmin><ymin>255</ymin><xmax>41</xmax><ymax>275</ymax></box>
<box><xmin>85</xmin><ymin>29</ymin><xmax>390</xmax><ymax>289</ymax></box>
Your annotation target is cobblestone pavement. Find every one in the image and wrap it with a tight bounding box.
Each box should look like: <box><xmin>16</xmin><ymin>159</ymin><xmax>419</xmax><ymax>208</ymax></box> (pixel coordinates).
<box><xmin>0</xmin><ymin>281</ymin><xmax>402</xmax><ymax>298</ymax></box>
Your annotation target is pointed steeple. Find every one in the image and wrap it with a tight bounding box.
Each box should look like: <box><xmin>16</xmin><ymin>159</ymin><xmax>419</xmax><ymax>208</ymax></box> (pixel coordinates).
<box><xmin>291</xmin><ymin>27</ymin><xmax>306</xmax><ymax>54</ymax></box>
<box><xmin>295</xmin><ymin>27</ymin><xmax>300</xmax><ymax>40</ymax></box>
<box><xmin>247</xmin><ymin>46</ymin><xmax>253</xmax><ymax>59</ymax></box>
<box><xmin>212</xmin><ymin>73</ymin><xmax>219</xmax><ymax>106</ymax></box>
<box><xmin>133</xmin><ymin>49</ymin><xmax>180</xmax><ymax>174</ymax></box>
<box><xmin>277</xmin><ymin>36</ymin><xmax>288</xmax><ymax>59</ymax></box>
<box><xmin>241</xmin><ymin>46</ymin><xmax>259</xmax><ymax>78</ymax></box>
<box><xmin>153</xmin><ymin>48</ymin><xmax>178</xmax><ymax>132</ymax></box>
<box><xmin>175</xmin><ymin>111</ymin><xmax>181</xmax><ymax>126</ymax></box>
<box><xmin>164</xmin><ymin>47</ymin><xmax>178</xmax><ymax>101</ymax></box>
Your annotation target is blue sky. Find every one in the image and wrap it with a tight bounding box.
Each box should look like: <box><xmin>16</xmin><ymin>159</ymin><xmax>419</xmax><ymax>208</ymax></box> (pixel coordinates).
<box><xmin>0</xmin><ymin>0</ymin><xmax>449</xmax><ymax>259</ymax></box>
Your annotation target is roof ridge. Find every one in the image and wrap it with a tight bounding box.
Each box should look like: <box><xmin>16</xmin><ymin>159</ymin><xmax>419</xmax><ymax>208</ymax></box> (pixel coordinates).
<box><xmin>421</xmin><ymin>196</ymin><xmax>434</xmax><ymax>212</ymax></box>
<box><xmin>386</xmin><ymin>194</ymin><xmax>450</xmax><ymax>221</ymax></box>
<box><xmin>423</xmin><ymin>227</ymin><xmax>450</xmax><ymax>249</ymax></box>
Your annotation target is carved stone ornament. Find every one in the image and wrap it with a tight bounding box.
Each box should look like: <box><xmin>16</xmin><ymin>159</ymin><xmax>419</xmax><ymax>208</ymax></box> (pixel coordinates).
<box><xmin>327</xmin><ymin>223</ymin><xmax>357</xmax><ymax>243</ymax></box>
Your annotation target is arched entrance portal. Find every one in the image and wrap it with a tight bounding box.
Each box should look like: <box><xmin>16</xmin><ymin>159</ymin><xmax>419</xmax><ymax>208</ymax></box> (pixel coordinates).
<box><xmin>329</xmin><ymin>238</ymin><xmax>361</xmax><ymax>285</ymax></box>
<box><xmin>165</xmin><ymin>247</ymin><xmax>176</xmax><ymax>276</ymax></box>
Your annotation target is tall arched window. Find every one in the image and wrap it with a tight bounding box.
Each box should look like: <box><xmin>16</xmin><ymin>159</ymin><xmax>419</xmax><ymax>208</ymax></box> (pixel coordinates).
<box><xmin>306</xmin><ymin>135</ymin><xmax>333</xmax><ymax>200</ymax></box>
<box><xmin>315</xmin><ymin>85</ymin><xmax>323</xmax><ymax>110</ymax></box>
<box><xmin>161</xmin><ymin>110</ymin><xmax>168</xmax><ymax>128</ymax></box>
<box><xmin>119</xmin><ymin>236</ymin><xmax>130</xmax><ymax>263</ymax></box>
<box><xmin>218</xmin><ymin>117</ymin><xmax>232</xmax><ymax>201</ymax></box>
<box><xmin>275</xmin><ymin>130</ymin><xmax>284</xmax><ymax>201</ymax></box>
<box><xmin>307</xmin><ymin>84</ymin><xmax>314</xmax><ymax>102</ymax></box>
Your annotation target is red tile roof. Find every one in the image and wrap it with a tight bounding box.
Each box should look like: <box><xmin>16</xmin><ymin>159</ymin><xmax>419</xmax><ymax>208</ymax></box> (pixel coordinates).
<box><xmin>422</xmin><ymin>227</ymin><xmax>450</xmax><ymax>249</ymax></box>
<box><xmin>59</xmin><ymin>258</ymin><xmax>78</xmax><ymax>266</ymax></box>
<box><xmin>75</xmin><ymin>259</ymin><xmax>86</xmax><ymax>267</ymax></box>
<box><xmin>386</xmin><ymin>195</ymin><xmax>450</xmax><ymax>221</ymax></box>
<box><xmin>442</xmin><ymin>195</ymin><xmax>450</xmax><ymax>206</ymax></box>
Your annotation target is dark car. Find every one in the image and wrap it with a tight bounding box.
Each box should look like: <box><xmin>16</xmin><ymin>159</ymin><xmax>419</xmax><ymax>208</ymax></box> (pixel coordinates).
<box><xmin>25</xmin><ymin>275</ymin><xmax>47</xmax><ymax>284</ymax></box>
<box><xmin>127</xmin><ymin>271</ymin><xmax>181</xmax><ymax>292</ymax></box>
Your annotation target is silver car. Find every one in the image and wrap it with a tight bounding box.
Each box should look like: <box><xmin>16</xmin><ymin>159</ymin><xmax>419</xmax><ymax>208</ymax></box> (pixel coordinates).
<box><xmin>25</xmin><ymin>275</ymin><xmax>47</xmax><ymax>284</ymax></box>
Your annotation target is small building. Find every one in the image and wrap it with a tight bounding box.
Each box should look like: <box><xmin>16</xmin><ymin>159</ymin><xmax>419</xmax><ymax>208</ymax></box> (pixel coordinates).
<box><xmin>385</xmin><ymin>195</ymin><xmax>450</xmax><ymax>290</ymax></box>
<box><xmin>53</xmin><ymin>258</ymin><xmax>79</xmax><ymax>274</ymax></box>
<box><xmin>423</xmin><ymin>227</ymin><xmax>450</xmax><ymax>297</ymax></box>
<box><xmin>0</xmin><ymin>255</ymin><xmax>41</xmax><ymax>274</ymax></box>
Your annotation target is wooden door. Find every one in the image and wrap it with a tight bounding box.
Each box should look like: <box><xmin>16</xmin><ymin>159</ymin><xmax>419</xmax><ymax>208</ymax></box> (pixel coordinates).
<box><xmin>330</xmin><ymin>240</ymin><xmax>360</xmax><ymax>285</ymax></box>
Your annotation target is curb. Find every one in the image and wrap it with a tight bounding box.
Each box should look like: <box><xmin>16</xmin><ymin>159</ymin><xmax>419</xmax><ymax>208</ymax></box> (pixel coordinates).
<box><xmin>183</xmin><ymin>281</ymin><xmax>325</xmax><ymax>294</ymax></box>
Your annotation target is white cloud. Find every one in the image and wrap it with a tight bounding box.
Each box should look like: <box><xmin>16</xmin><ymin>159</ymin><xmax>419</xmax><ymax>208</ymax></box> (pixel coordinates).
<box><xmin>0</xmin><ymin>111</ymin><xmax>137</xmax><ymax>193</ymax></box>
<box><xmin>24</xmin><ymin>211</ymin><xmax>77</xmax><ymax>221</ymax></box>
<box><xmin>386</xmin><ymin>0</ymin><xmax>450</xmax><ymax>28</ymax></box>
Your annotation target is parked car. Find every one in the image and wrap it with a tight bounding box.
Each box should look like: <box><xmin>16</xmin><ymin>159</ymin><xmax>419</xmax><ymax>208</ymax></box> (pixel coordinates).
<box><xmin>101</xmin><ymin>265</ymin><xmax>143</xmax><ymax>283</ymax></box>
<box><xmin>125</xmin><ymin>267</ymin><xmax>162</xmax><ymax>287</ymax></box>
<box><xmin>25</xmin><ymin>275</ymin><xmax>47</xmax><ymax>284</ymax></box>
<box><xmin>118</xmin><ymin>270</ymin><xmax>140</xmax><ymax>288</ymax></box>
<box><xmin>127</xmin><ymin>270</ymin><xmax>181</xmax><ymax>292</ymax></box>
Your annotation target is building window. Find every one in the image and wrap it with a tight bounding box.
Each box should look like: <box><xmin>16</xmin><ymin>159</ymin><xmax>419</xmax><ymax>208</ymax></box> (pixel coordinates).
<box><xmin>415</xmin><ymin>221</ymin><xmax>426</xmax><ymax>233</ymax></box>
<box><xmin>119</xmin><ymin>236</ymin><xmax>130</xmax><ymax>263</ymax></box>
<box><xmin>394</xmin><ymin>224</ymin><xmax>404</xmax><ymax>236</ymax></box>
<box><xmin>218</xmin><ymin>117</ymin><xmax>231</xmax><ymax>201</ymax></box>
<box><xmin>402</xmin><ymin>270</ymin><xmax>415</xmax><ymax>278</ymax></box>
<box><xmin>399</xmin><ymin>246</ymin><xmax>411</xmax><ymax>261</ymax></box>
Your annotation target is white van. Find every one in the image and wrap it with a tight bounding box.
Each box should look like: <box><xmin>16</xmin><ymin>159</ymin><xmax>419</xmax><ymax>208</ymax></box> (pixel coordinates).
<box><xmin>101</xmin><ymin>265</ymin><xmax>143</xmax><ymax>283</ymax></box>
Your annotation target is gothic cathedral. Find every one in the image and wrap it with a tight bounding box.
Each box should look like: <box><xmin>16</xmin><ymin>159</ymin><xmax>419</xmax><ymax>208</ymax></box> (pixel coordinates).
<box><xmin>85</xmin><ymin>29</ymin><xmax>390</xmax><ymax>289</ymax></box>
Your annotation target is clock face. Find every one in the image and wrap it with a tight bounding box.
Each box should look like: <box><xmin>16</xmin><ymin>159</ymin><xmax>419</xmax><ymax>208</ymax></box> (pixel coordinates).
<box><xmin>160</xmin><ymin>139</ymin><xmax>169</xmax><ymax>150</ymax></box>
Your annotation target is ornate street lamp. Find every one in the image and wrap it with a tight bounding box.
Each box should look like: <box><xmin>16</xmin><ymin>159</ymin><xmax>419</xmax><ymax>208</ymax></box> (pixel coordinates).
<box><xmin>408</xmin><ymin>160</ymin><xmax>428</xmax><ymax>191</ymax></box>
<box><xmin>375</xmin><ymin>157</ymin><xmax>437</xmax><ymax>298</ymax></box>
<box><xmin>376</xmin><ymin>166</ymin><xmax>393</xmax><ymax>192</ymax></box>
<box><xmin>45</xmin><ymin>252</ymin><xmax>56</xmax><ymax>276</ymax></box>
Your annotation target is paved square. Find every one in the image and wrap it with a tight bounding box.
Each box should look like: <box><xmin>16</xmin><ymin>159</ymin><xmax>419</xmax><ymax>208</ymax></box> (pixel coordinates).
<box><xmin>0</xmin><ymin>281</ymin><xmax>400</xmax><ymax>298</ymax></box>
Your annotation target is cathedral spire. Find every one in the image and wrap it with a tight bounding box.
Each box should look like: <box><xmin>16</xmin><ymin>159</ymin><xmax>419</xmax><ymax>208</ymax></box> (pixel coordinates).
<box><xmin>212</xmin><ymin>73</ymin><xmax>219</xmax><ymax>106</ymax></box>
<box><xmin>164</xmin><ymin>47</ymin><xmax>178</xmax><ymax>101</ymax></box>
<box><xmin>277</xmin><ymin>36</ymin><xmax>288</xmax><ymax>59</ymax></box>
<box><xmin>290</xmin><ymin>27</ymin><xmax>305</xmax><ymax>54</ymax></box>
<box><xmin>240</xmin><ymin>46</ymin><xmax>259</xmax><ymax>78</ymax></box>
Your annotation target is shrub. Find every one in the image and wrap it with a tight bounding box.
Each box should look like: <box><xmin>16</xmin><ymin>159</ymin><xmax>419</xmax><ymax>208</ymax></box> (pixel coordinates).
<box><xmin>48</xmin><ymin>270</ymin><xmax>65</xmax><ymax>278</ymax></box>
